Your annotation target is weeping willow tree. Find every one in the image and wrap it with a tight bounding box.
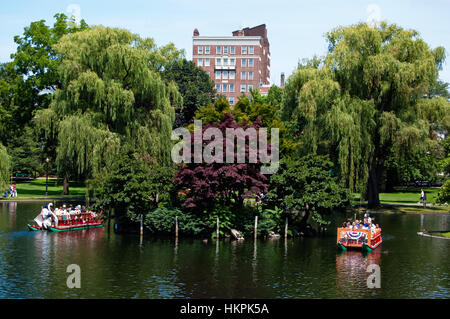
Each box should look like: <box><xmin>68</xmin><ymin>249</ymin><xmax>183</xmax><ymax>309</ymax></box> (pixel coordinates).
<box><xmin>35</xmin><ymin>26</ymin><xmax>182</xmax><ymax>194</ymax></box>
<box><xmin>282</xmin><ymin>22</ymin><xmax>450</xmax><ymax>208</ymax></box>
<box><xmin>0</xmin><ymin>144</ymin><xmax>11</xmax><ymax>190</ymax></box>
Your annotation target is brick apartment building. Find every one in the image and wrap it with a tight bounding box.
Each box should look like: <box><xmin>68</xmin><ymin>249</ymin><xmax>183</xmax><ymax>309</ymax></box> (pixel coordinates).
<box><xmin>192</xmin><ymin>24</ymin><xmax>271</xmax><ymax>106</ymax></box>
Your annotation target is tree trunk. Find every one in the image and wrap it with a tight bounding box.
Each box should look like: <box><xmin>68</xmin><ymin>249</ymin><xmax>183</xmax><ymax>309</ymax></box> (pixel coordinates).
<box><xmin>367</xmin><ymin>165</ymin><xmax>380</xmax><ymax>208</ymax></box>
<box><xmin>62</xmin><ymin>172</ymin><xmax>70</xmax><ymax>195</ymax></box>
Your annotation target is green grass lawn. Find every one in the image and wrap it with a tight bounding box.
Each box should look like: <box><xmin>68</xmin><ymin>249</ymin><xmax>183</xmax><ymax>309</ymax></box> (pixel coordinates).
<box><xmin>439</xmin><ymin>232</ymin><xmax>450</xmax><ymax>238</ymax></box>
<box><xmin>353</xmin><ymin>187</ymin><xmax>441</xmax><ymax>205</ymax></box>
<box><xmin>352</xmin><ymin>187</ymin><xmax>449</xmax><ymax>213</ymax></box>
<box><xmin>5</xmin><ymin>179</ymin><xmax>86</xmax><ymax>198</ymax></box>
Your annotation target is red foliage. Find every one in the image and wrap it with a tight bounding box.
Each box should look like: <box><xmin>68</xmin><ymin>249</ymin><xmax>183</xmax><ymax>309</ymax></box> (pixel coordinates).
<box><xmin>174</xmin><ymin>114</ymin><xmax>269</xmax><ymax>210</ymax></box>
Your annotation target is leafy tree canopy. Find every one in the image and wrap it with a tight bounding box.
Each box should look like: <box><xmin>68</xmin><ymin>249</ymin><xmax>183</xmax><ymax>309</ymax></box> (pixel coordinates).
<box><xmin>267</xmin><ymin>155</ymin><xmax>350</xmax><ymax>227</ymax></box>
<box><xmin>88</xmin><ymin>148</ymin><xmax>176</xmax><ymax>224</ymax></box>
<box><xmin>34</xmin><ymin>26</ymin><xmax>183</xmax><ymax>193</ymax></box>
<box><xmin>162</xmin><ymin>59</ymin><xmax>215</xmax><ymax>128</ymax></box>
<box><xmin>281</xmin><ymin>22</ymin><xmax>450</xmax><ymax>207</ymax></box>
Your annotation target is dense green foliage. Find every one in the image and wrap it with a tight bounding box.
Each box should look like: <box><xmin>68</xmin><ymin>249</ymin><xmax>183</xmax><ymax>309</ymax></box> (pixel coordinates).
<box><xmin>436</xmin><ymin>179</ymin><xmax>450</xmax><ymax>204</ymax></box>
<box><xmin>144</xmin><ymin>207</ymin><xmax>211</xmax><ymax>236</ymax></box>
<box><xmin>88</xmin><ymin>149</ymin><xmax>176</xmax><ymax>225</ymax></box>
<box><xmin>0</xmin><ymin>143</ymin><xmax>11</xmax><ymax>189</ymax></box>
<box><xmin>162</xmin><ymin>59</ymin><xmax>215</xmax><ymax>128</ymax></box>
<box><xmin>267</xmin><ymin>155</ymin><xmax>350</xmax><ymax>227</ymax></box>
<box><xmin>0</xmin><ymin>14</ymin><xmax>89</xmax><ymax>179</ymax></box>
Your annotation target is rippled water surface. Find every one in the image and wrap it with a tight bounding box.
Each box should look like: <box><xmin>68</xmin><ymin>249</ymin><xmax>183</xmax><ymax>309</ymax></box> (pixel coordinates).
<box><xmin>0</xmin><ymin>201</ymin><xmax>448</xmax><ymax>298</ymax></box>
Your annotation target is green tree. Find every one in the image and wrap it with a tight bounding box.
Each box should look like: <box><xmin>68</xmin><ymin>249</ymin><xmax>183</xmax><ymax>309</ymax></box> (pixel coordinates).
<box><xmin>282</xmin><ymin>22</ymin><xmax>450</xmax><ymax>207</ymax></box>
<box><xmin>35</xmin><ymin>26</ymin><xmax>182</xmax><ymax>194</ymax></box>
<box><xmin>5</xmin><ymin>14</ymin><xmax>88</xmax><ymax>135</ymax></box>
<box><xmin>162</xmin><ymin>59</ymin><xmax>215</xmax><ymax>127</ymax></box>
<box><xmin>0</xmin><ymin>143</ymin><xmax>11</xmax><ymax>190</ymax></box>
<box><xmin>88</xmin><ymin>149</ymin><xmax>176</xmax><ymax>226</ymax></box>
<box><xmin>7</xmin><ymin>126</ymin><xmax>41</xmax><ymax>177</ymax></box>
<box><xmin>0</xmin><ymin>14</ymin><xmax>89</xmax><ymax>178</ymax></box>
<box><xmin>267</xmin><ymin>155</ymin><xmax>350</xmax><ymax>231</ymax></box>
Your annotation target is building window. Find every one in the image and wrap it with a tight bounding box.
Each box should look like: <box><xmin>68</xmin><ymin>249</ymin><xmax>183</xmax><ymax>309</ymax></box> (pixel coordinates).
<box><xmin>230</xmin><ymin>83</ymin><xmax>235</xmax><ymax>92</ymax></box>
<box><xmin>216</xmin><ymin>58</ymin><xmax>221</xmax><ymax>65</ymax></box>
<box><xmin>241</xmin><ymin>71</ymin><xmax>246</xmax><ymax>80</ymax></box>
<box><xmin>222</xmin><ymin>71</ymin><xmax>228</xmax><ymax>80</ymax></box>
<box><xmin>205</xmin><ymin>46</ymin><xmax>210</xmax><ymax>54</ymax></box>
<box><xmin>240</xmin><ymin>84</ymin><xmax>246</xmax><ymax>93</ymax></box>
<box><xmin>248</xmin><ymin>58</ymin><xmax>254</xmax><ymax>67</ymax></box>
<box><xmin>216</xmin><ymin>84</ymin><xmax>221</xmax><ymax>92</ymax></box>
<box><xmin>216</xmin><ymin>46</ymin><xmax>222</xmax><ymax>54</ymax></box>
<box><xmin>230</xmin><ymin>58</ymin><xmax>235</xmax><ymax>65</ymax></box>
<box><xmin>248</xmin><ymin>84</ymin><xmax>253</xmax><ymax>91</ymax></box>
<box><xmin>222</xmin><ymin>84</ymin><xmax>228</xmax><ymax>92</ymax></box>
<box><xmin>204</xmin><ymin>58</ymin><xmax>210</xmax><ymax>66</ymax></box>
<box><xmin>249</xmin><ymin>46</ymin><xmax>254</xmax><ymax>54</ymax></box>
<box><xmin>242</xmin><ymin>46</ymin><xmax>247</xmax><ymax>54</ymax></box>
<box><xmin>216</xmin><ymin>71</ymin><xmax>221</xmax><ymax>80</ymax></box>
<box><xmin>197</xmin><ymin>58</ymin><xmax>203</xmax><ymax>67</ymax></box>
<box><xmin>229</xmin><ymin>71</ymin><xmax>235</xmax><ymax>80</ymax></box>
<box><xmin>229</xmin><ymin>97</ymin><xmax>234</xmax><ymax>105</ymax></box>
<box><xmin>248</xmin><ymin>71</ymin><xmax>253</xmax><ymax>80</ymax></box>
<box><xmin>241</xmin><ymin>58</ymin><xmax>247</xmax><ymax>67</ymax></box>
<box><xmin>223</xmin><ymin>58</ymin><xmax>228</xmax><ymax>65</ymax></box>
<box><xmin>198</xmin><ymin>46</ymin><xmax>203</xmax><ymax>54</ymax></box>
<box><xmin>230</xmin><ymin>46</ymin><xmax>235</xmax><ymax>54</ymax></box>
<box><xmin>223</xmin><ymin>46</ymin><xmax>228</xmax><ymax>54</ymax></box>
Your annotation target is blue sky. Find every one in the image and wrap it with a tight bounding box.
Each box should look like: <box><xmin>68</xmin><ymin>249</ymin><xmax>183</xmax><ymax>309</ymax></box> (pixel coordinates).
<box><xmin>1</xmin><ymin>0</ymin><xmax>449</xmax><ymax>86</ymax></box>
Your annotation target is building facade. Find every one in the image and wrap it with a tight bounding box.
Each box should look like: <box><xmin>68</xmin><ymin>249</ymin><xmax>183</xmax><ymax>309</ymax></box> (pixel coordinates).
<box><xmin>192</xmin><ymin>24</ymin><xmax>270</xmax><ymax>106</ymax></box>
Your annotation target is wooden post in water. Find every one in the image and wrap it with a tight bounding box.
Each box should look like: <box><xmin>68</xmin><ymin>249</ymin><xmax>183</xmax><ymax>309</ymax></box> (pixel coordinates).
<box><xmin>175</xmin><ymin>215</ymin><xmax>179</xmax><ymax>238</ymax></box>
<box><xmin>140</xmin><ymin>214</ymin><xmax>143</xmax><ymax>238</ymax></box>
<box><xmin>216</xmin><ymin>216</ymin><xmax>219</xmax><ymax>239</ymax></box>
<box><xmin>284</xmin><ymin>217</ymin><xmax>288</xmax><ymax>239</ymax></box>
<box><xmin>254</xmin><ymin>215</ymin><xmax>258</xmax><ymax>240</ymax></box>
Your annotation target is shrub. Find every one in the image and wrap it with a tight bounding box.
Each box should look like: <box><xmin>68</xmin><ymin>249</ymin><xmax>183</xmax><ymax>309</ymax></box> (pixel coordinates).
<box><xmin>144</xmin><ymin>207</ymin><xmax>211</xmax><ymax>236</ymax></box>
<box><xmin>436</xmin><ymin>179</ymin><xmax>450</xmax><ymax>204</ymax></box>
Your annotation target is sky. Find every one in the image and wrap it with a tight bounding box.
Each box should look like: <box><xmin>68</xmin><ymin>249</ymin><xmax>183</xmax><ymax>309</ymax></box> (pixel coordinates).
<box><xmin>1</xmin><ymin>0</ymin><xmax>449</xmax><ymax>86</ymax></box>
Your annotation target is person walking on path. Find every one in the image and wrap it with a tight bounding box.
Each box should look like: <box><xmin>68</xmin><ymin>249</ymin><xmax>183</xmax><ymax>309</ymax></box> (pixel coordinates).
<box><xmin>420</xmin><ymin>189</ymin><xmax>427</xmax><ymax>208</ymax></box>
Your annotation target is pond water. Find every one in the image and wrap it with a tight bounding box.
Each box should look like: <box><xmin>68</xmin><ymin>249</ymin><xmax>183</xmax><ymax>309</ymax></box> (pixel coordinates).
<box><xmin>0</xmin><ymin>201</ymin><xmax>448</xmax><ymax>298</ymax></box>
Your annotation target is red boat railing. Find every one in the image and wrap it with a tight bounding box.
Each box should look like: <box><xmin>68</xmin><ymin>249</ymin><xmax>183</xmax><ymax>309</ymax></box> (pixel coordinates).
<box><xmin>337</xmin><ymin>227</ymin><xmax>381</xmax><ymax>248</ymax></box>
<box><xmin>56</xmin><ymin>212</ymin><xmax>101</xmax><ymax>226</ymax></box>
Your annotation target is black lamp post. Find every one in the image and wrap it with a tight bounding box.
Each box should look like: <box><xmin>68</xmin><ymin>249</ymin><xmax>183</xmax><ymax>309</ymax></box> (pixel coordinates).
<box><xmin>45</xmin><ymin>158</ymin><xmax>49</xmax><ymax>196</ymax></box>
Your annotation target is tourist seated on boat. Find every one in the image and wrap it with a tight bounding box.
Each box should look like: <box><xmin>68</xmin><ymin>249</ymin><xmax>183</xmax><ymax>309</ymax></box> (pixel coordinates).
<box><xmin>362</xmin><ymin>218</ymin><xmax>369</xmax><ymax>227</ymax></box>
<box><xmin>54</xmin><ymin>207</ymin><xmax>62</xmax><ymax>218</ymax></box>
